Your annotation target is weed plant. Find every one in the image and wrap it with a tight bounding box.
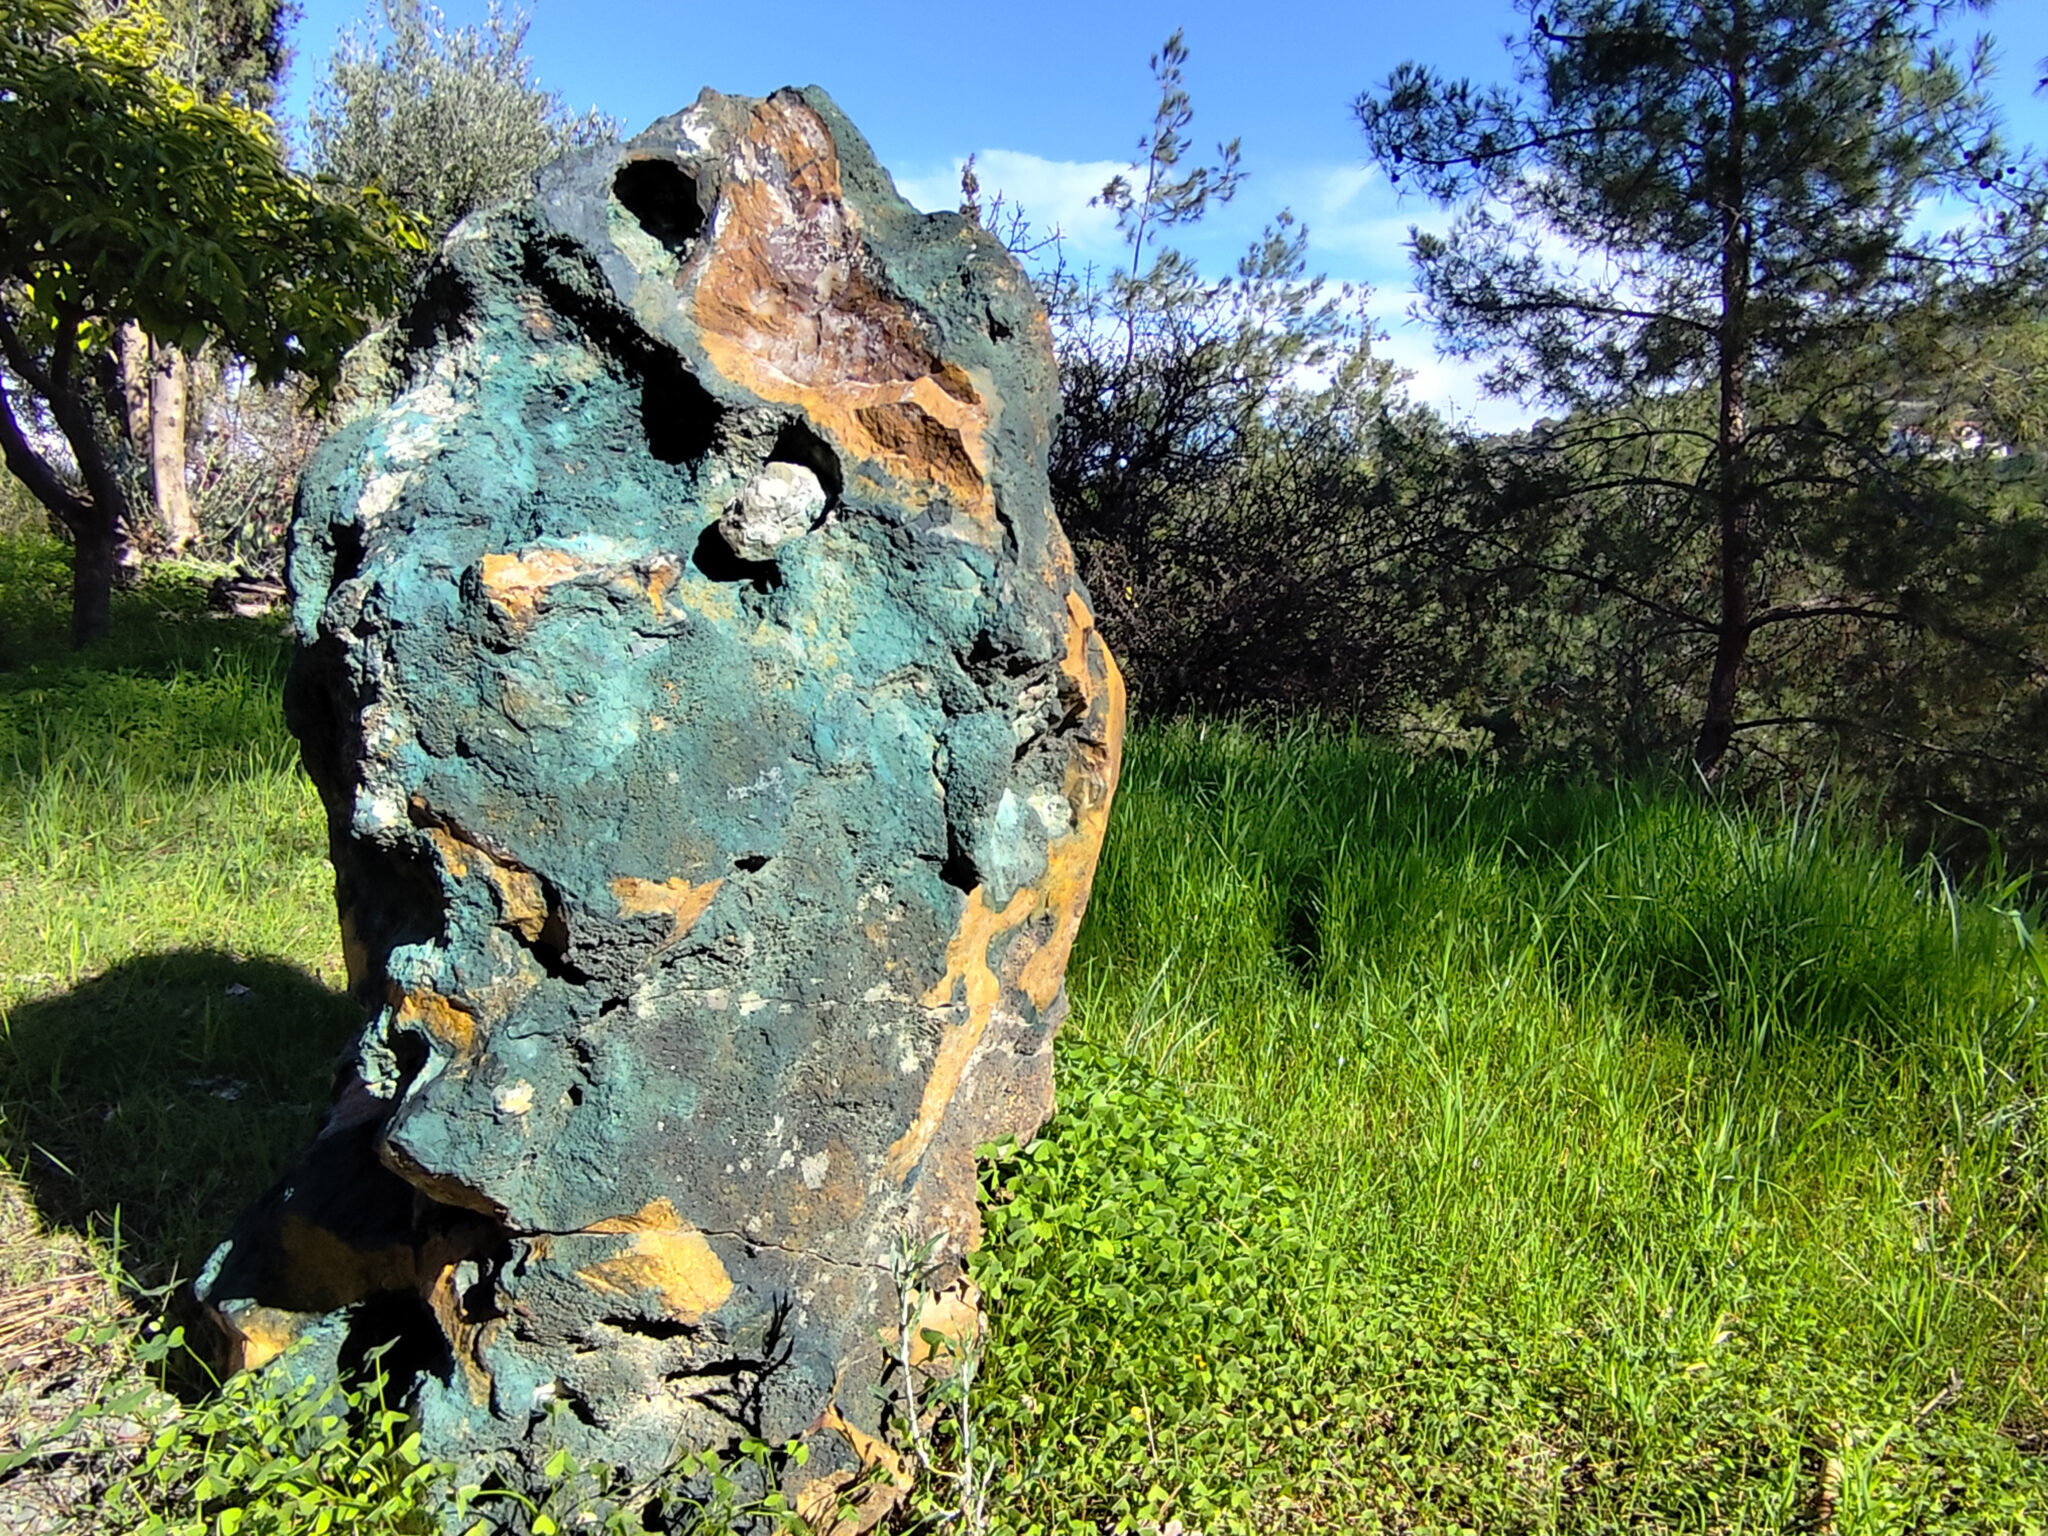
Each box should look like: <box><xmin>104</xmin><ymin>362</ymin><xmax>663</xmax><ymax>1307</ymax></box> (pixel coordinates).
<box><xmin>4</xmin><ymin>536</ymin><xmax>2047</xmax><ymax>1531</ymax></box>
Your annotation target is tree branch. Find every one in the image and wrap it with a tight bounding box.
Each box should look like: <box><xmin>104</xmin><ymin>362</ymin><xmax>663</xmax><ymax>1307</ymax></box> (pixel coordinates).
<box><xmin>1466</xmin><ymin>533</ymin><xmax>1717</xmax><ymax>635</ymax></box>
<box><xmin>0</xmin><ymin>363</ymin><xmax>89</xmax><ymax>533</ymax></box>
<box><xmin>18</xmin><ymin>304</ymin><xmax>127</xmax><ymax>542</ymax></box>
<box><xmin>1743</xmin><ymin>599</ymin><xmax>1917</xmax><ymax>635</ymax></box>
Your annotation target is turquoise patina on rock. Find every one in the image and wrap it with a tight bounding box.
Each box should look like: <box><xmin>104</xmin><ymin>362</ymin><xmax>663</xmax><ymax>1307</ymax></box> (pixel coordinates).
<box><xmin>195</xmin><ymin>86</ymin><xmax>1123</xmax><ymax>1522</ymax></box>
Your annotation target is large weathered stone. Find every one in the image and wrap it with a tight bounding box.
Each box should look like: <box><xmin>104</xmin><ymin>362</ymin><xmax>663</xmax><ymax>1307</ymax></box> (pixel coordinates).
<box><xmin>194</xmin><ymin>87</ymin><xmax>1122</xmax><ymax>1517</ymax></box>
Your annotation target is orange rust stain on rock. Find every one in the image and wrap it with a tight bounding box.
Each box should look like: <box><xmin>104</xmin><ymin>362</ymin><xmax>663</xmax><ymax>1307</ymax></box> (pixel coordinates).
<box><xmin>480</xmin><ymin>548</ymin><xmax>587</xmax><ymax>626</ymax></box>
<box><xmin>427</xmin><ymin>826</ymin><xmax>548</xmax><ymax>941</ymax></box>
<box><xmin>394</xmin><ymin>986</ymin><xmax>479</xmax><ymax>1059</ymax></box>
<box><xmin>424</xmin><ymin>825</ymin><xmax>471</xmax><ymax>879</ymax></box>
<box><xmin>883</xmin><ymin>593</ymin><xmax>1124</xmax><ymax>1182</ymax></box>
<box><xmin>1016</xmin><ymin>591</ymin><xmax>1126</xmax><ymax>1009</ymax></box>
<box><xmin>216</xmin><ymin>1302</ymin><xmax>311</xmax><ymax>1373</ymax></box>
<box><xmin>387</xmin><ymin>986</ymin><xmax>474</xmax><ymax>1057</ymax></box>
<box><xmin>611</xmin><ymin>875</ymin><xmax>722</xmax><ymax>940</ymax></box>
<box><xmin>274</xmin><ymin>1213</ymin><xmax>417</xmax><ymax>1313</ymax></box>
<box><xmin>887</xmin><ymin>1282</ymin><xmax>982</xmax><ymax>1369</ymax></box>
<box><xmin>885</xmin><ymin>884</ymin><xmax>1035</xmax><ymax>1183</ymax></box>
<box><xmin>489</xmin><ymin>864</ymin><xmax>548</xmax><ymax>941</ymax></box>
<box><xmin>577</xmin><ymin>1198</ymin><xmax>733</xmax><ymax>1321</ymax></box>
<box><xmin>795</xmin><ymin>1402</ymin><xmax>914</xmax><ymax>1534</ymax></box>
<box><xmin>691</xmin><ymin>97</ymin><xmax>998</xmax><ymax>532</ymax></box>
<box><xmin>645</xmin><ymin>554</ymin><xmax>680</xmax><ymax>618</ymax></box>
<box><xmin>424</xmin><ymin>1248</ymin><xmax>496</xmax><ymax>1405</ymax></box>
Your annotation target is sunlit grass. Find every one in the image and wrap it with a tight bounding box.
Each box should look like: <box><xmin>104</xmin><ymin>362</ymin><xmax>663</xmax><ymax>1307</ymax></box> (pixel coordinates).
<box><xmin>4</xmin><ymin>531</ymin><xmax>2046</xmax><ymax>1529</ymax></box>
<box><xmin>0</xmin><ymin>535</ymin><xmax>352</xmax><ymax>1285</ymax></box>
<box><xmin>1011</xmin><ymin>721</ymin><xmax>2048</xmax><ymax>1529</ymax></box>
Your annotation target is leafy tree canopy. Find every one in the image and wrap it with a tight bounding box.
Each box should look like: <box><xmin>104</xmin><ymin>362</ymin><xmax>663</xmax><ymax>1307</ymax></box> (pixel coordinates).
<box><xmin>307</xmin><ymin>0</ymin><xmax>616</xmax><ymax>260</ymax></box>
<box><xmin>0</xmin><ymin>0</ymin><xmax>417</xmax><ymax>643</ymax></box>
<box><xmin>1357</xmin><ymin>0</ymin><xmax>2047</xmax><ymax>778</ymax></box>
<box><xmin>152</xmin><ymin>0</ymin><xmax>294</xmax><ymax>109</ymax></box>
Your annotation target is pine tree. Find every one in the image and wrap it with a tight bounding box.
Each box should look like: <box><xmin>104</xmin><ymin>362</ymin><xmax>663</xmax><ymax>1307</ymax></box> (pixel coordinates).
<box><xmin>1357</xmin><ymin>0</ymin><xmax>2046</xmax><ymax>779</ymax></box>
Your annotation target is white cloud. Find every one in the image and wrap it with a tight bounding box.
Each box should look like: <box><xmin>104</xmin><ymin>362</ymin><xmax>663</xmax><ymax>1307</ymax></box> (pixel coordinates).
<box><xmin>1380</xmin><ymin>329</ymin><xmax>1534</xmax><ymax>434</ymax></box>
<box><xmin>1312</xmin><ymin>211</ymin><xmax>1425</xmax><ymax>264</ymax></box>
<box><xmin>1308</xmin><ymin>163</ymin><xmax>1378</xmax><ymax>214</ymax></box>
<box><xmin>1364</xmin><ymin>285</ymin><xmax>1536</xmax><ymax>433</ymax></box>
<box><xmin>895</xmin><ymin>149</ymin><xmax>1128</xmax><ymax>258</ymax></box>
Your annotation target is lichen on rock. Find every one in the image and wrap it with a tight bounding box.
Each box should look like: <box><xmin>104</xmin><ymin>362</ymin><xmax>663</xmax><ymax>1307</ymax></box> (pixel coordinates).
<box><xmin>194</xmin><ymin>86</ymin><xmax>1122</xmax><ymax>1519</ymax></box>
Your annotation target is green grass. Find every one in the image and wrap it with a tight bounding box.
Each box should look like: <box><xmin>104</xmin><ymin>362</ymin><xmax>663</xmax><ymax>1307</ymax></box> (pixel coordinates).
<box><xmin>4</xmin><ymin>532</ymin><xmax>2047</xmax><ymax>1531</ymax></box>
<box><xmin>0</xmin><ymin>534</ymin><xmax>353</xmax><ymax>1286</ymax></box>
<box><xmin>971</xmin><ymin>725</ymin><xmax>2048</xmax><ymax>1532</ymax></box>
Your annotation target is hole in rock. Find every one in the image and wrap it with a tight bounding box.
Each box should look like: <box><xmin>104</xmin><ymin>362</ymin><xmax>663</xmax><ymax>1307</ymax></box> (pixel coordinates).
<box><xmin>400</xmin><ymin>267</ymin><xmax>474</xmax><ymax>359</ymax></box>
<box><xmin>337</xmin><ymin>1288</ymin><xmax>450</xmax><ymax>1397</ymax></box>
<box><xmin>525</xmin><ymin>901</ymin><xmax>590</xmax><ymax>985</ymax></box>
<box><xmin>387</xmin><ymin>1026</ymin><xmax>430</xmax><ymax>1096</ymax></box>
<box><xmin>557</xmin><ymin>1388</ymin><xmax>603</xmax><ymax>1429</ymax></box>
<box><xmin>566</xmin><ymin>1083</ymin><xmax>584</xmax><ymax>1106</ymax></box>
<box><xmin>603</xmin><ymin>1314</ymin><xmax>698</xmax><ymax>1341</ymax></box>
<box><xmin>331</xmin><ymin>518</ymin><xmax>367</xmax><ymax>586</ymax></box>
<box><xmin>328</xmin><ymin>837</ymin><xmax>446</xmax><ymax>1009</ymax></box>
<box><xmin>641</xmin><ymin>359</ymin><xmax>722</xmax><ymax>466</ymax></box>
<box><xmin>692</xmin><ymin>524</ymin><xmax>781</xmax><ymax>591</ymax></box>
<box><xmin>732</xmin><ymin>854</ymin><xmax>770</xmax><ymax>873</ymax></box>
<box><xmin>612</xmin><ymin>158</ymin><xmax>706</xmax><ymax>252</ymax></box>
<box><xmin>768</xmin><ymin>418</ymin><xmax>843</xmax><ymax>502</ymax></box>
<box><xmin>938</xmin><ymin>840</ymin><xmax>979</xmax><ymax>895</ymax></box>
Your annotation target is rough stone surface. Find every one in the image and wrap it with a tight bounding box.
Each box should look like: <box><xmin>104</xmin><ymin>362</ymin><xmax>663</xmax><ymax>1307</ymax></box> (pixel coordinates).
<box><xmin>194</xmin><ymin>86</ymin><xmax>1123</xmax><ymax>1518</ymax></box>
<box><xmin>721</xmin><ymin>461</ymin><xmax>827</xmax><ymax>561</ymax></box>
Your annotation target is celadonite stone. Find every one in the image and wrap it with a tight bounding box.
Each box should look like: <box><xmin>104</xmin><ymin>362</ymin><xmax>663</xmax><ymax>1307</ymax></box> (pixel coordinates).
<box><xmin>195</xmin><ymin>86</ymin><xmax>1122</xmax><ymax>1520</ymax></box>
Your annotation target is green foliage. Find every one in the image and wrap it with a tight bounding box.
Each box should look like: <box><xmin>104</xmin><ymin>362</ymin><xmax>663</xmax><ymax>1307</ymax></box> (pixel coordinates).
<box><xmin>970</xmin><ymin>721</ymin><xmax>2048</xmax><ymax>1532</ymax></box>
<box><xmin>1028</xmin><ymin>33</ymin><xmax>1456</xmax><ymax>722</ymax></box>
<box><xmin>1089</xmin><ymin>29</ymin><xmax>1243</xmax><ymax>282</ymax></box>
<box><xmin>7</xmin><ymin>1322</ymin><xmax>811</xmax><ymax>1535</ymax></box>
<box><xmin>60</xmin><ymin>1327</ymin><xmax>452</xmax><ymax>1535</ymax></box>
<box><xmin>11</xmin><ymin>545</ymin><xmax>2048</xmax><ymax>1530</ymax></box>
<box><xmin>0</xmin><ymin>536</ymin><xmax>352</xmax><ymax>1279</ymax></box>
<box><xmin>0</xmin><ymin>0</ymin><xmax>416</xmax><ymax>644</ymax></box>
<box><xmin>1357</xmin><ymin>0</ymin><xmax>2048</xmax><ymax>776</ymax></box>
<box><xmin>0</xmin><ymin>0</ymin><xmax>412</xmax><ymax>385</ymax></box>
<box><xmin>307</xmin><ymin>0</ymin><xmax>617</xmax><ymax>262</ymax></box>
<box><xmin>149</xmin><ymin>0</ymin><xmax>294</xmax><ymax>111</ymax></box>
<box><xmin>972</xmin><ymin>1044</ymin><xmax>1327</xmax><ymax>1534</ymax></box>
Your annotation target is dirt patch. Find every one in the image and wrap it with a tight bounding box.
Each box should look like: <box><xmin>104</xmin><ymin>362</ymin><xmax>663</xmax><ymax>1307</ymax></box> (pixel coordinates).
<box><xmin>0</xmin><ymin>1172</ymin><xmax>152</xmax><ymax>1535</ymax></box>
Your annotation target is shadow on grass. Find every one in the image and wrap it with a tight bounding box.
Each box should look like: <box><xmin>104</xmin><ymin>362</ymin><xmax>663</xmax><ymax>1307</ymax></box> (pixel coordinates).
<box><xmin>0</xmin><ymin>950</ymin><xmax>358</xmax><ymax>1290</ymax></box>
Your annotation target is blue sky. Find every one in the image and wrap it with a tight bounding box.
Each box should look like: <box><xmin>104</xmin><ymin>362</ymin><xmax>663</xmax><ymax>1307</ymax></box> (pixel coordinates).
<box><xmin>278</xmin><ymin>0</ymin><xmax>2048</xmax><ymax>428</ymax></box>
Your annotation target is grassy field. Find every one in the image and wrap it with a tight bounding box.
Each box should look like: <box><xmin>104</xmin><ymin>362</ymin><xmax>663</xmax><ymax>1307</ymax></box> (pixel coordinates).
<box><xmin>0</xmin><ymin>535</ymin><xmax>356</xmax><ymax>1291</ymax></box>
<box><xmin>3</xmin><ymin>530</ymin><xmax>2047</xmax><ymax>1532</ymax></box>
<box><xmin>983</xmin><ymin>729</ymin><xmax>2048</xmax><ymax>1532</ymax></box>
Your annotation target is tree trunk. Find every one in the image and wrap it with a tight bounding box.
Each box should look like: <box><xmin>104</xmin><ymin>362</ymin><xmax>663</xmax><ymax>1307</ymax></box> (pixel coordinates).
<box><xmin>44</xmin><ymin>323</ymin><xmax>133</xmax><ymax>646</ymax></box>
<box><xmin>1694</xmin><ymin>1</ymin><xmax>1753</xmax><ymax>784</ymax></box>
<box><xmin>0</xmin><ymin>308</ymin><xmax>132</xmax><ymax>646</ymax></box>
<box><xmin>71</xmin><ymin>522</ymin><xmax>118</xmax><ymax>647</ymax></box>
<box><xmin>149</xmin><ymin>339</ymin><xmax>197</xmax><ymax>552</ymax></box>
<box><xmin>116</xmin><ymin>323</ymin><xmax>152</xmax><ymax>448</ymax></box>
